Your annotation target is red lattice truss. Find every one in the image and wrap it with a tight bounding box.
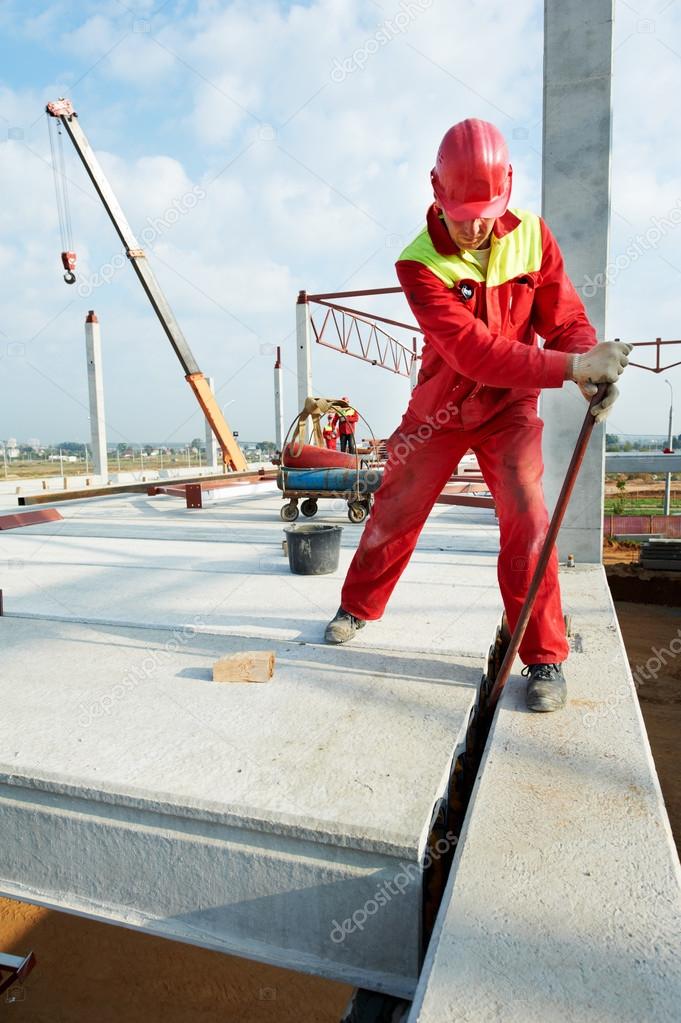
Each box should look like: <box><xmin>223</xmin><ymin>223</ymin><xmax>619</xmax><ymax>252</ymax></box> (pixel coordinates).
<box><xmin>624</xmin><ymin>337</ymin><xmax>681</xmax><ymax>373</ymax></box>
<box><xmin>308</xmin><ymin>288</ymin><xmax>419</xmax><ymax>379</ymax></box>
<box><xmin>308</xmin><ymin>289</ymin><xmax>680</xmax><ymax>378</ymax></box>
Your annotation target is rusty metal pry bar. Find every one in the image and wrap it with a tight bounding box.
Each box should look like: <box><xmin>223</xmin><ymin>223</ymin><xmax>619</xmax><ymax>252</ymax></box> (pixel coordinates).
<box><xmin>480</xmin><ymin>383</ymin><xmax>607</xmax><ymax>721</ymax></box>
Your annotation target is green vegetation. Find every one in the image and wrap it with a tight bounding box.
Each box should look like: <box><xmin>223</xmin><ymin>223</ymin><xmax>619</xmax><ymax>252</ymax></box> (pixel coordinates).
<box><xmin>1</xmin><ymin>440</ymin><xmax>278</xmax><ymax>480</ymax></box>
<box><xmin>606</xmin><ymin>433</ymin><xmax>681</xmax><ymax>452</ymax></box>
<box><xmin>604</xmin><ymin>497</ymin><xmax>681</xmax><ymax>515</ymax></box>
<box><xmin>604</xmin><ymin>472</ymin><xmax>680</xmax><ymax>516</ymax></box>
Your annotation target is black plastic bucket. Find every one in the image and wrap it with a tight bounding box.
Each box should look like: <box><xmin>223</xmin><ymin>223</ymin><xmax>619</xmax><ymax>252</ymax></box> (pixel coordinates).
<box><xmin>284</xmin><ymin>523</ymin><xmax>343</xmax><ymax>575</ymax></box>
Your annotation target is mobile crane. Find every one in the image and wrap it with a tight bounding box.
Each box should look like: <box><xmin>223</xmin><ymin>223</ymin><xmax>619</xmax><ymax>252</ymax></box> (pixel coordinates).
<box><xmin>46</xmin><ymin>98</ymin><xmax>247</xmax><ymax>472</ymax></box>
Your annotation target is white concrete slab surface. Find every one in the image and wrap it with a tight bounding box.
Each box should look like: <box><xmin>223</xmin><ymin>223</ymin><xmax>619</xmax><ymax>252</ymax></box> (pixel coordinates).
<box><xmin>0</xmin><ymin>489</ymin><xmax>498</xmax><ymax>994</ymax></box>
<box><xmin>0</xmin><ymin>614</ymin><xmax>480</xmax><ymax>994</ymax></box>
<box><xmin>0</xmin><ymin>490</ymin><xmax>503</xmax><ymax>658</ymax></box>
<box><xmin>0</xmin><ymin>616</ymin><xmax>479</xmax><ymax>855</ymax></box>
<box><xmin>409</xmin><ymin>566</ymin><xmax>681</xmax><ymax>1022</ymax></box>
<box><xmin>3</xmin><ymin>488</ymin><xmax>677</xmax><ymax>1007</ymax></box>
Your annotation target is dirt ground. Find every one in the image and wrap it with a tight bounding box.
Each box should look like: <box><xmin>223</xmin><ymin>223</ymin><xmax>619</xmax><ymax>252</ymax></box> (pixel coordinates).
<box><xmin>0</xmin><ymin>901</ymin><xmax>352</xmax><ymax>1021</ymax></box>
<box><xmin>602</xmin><ymin>537</ymin><xmax>641</xmax><ymax>565</ymax></box>
<box><xmin>604</xmin><ymin>541</ymin><xmax>680</xmax><ymax>855</ymax></box>
<box><xmin>604</xmin><ymin>476</ymin><xmax>680</xmax><ymax>497</ymax></box>
<box><xmin>611</xmin><ymin>597</ymin><xmax>681</xmax><ymax>854</ymax></box>
<box><xmin>603</xmin><ymin>475</ymin><xmax>680</xmax><ymax>514</ymax></box>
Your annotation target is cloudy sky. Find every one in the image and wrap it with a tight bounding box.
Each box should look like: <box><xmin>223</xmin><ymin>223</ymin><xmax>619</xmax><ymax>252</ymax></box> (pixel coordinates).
<box><xmin>0</xmin><ymin>0</ymin><xmax>679</xmax><ymax>448</ymax></box>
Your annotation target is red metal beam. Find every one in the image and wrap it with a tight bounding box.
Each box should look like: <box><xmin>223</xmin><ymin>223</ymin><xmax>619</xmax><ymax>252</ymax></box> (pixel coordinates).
<box><xmin>436</xmin><ymin>494</ymin><xmax>495</xmax><ymax>509</ymax></box>
<box><xmin>148</xmin><ymin>470</ymin><xmax>277</xmax><ymax>509</ymax></box>
<box><xmin>306</xmin><ymin>287</ymin><xmax>403</xmax><ymax>300</ymax></box>
<box><xmin>304</xmin><ymin>284</ymin><xmax>681</xmax><ymax>393</ymax></box>
<box><xmin>310</xmin><ymin>306</ymin><xmax>417</xmax><ymax>378</ymax></box>
<box><xmin>0</xmin><ymin>509</ymin><xmax>63</xmax><ymax>530</ymax></box>
<box><xmin>20</xmin><ymin>468</ymin><xmax>274</xmax><ymax>506</ymax></box>
<box><xmin>623</xmin><ymin>337</ymin><xmax>681</xmax><ymax>373</ymax></box>
<box><xmin>312</xmin><ymin>298</ymin><xmax>421</xmax><ymax>334</ymax></box>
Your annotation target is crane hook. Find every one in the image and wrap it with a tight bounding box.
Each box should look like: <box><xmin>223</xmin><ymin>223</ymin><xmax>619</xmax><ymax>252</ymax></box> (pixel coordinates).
<box><xmin>60</xmin><ymin>250</ymin><xmax>77</xmax><ymax>285</ymax></box>
<box><xmin>48</xmin><ymin>111</ymin><xmax>78</xmax><ymax>287</ymax></box>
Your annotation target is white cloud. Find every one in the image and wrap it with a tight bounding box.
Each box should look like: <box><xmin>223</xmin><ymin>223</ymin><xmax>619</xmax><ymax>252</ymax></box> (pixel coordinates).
<box><xmin>1</xmin><ymin>0</ymin><xmax>679</xmax><ymax>446</ymax></box>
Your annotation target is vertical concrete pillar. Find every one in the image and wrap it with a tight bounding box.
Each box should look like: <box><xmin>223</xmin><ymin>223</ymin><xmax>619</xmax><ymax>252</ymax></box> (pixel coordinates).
<box><xmin>84</xmin><ymin>311</ymin><xmax>108</xmax><ymax>480</ymax></box>
<box><xmin>204</xmin><ymin>376</ymin><xmax>219</xmax><ymax>471</ymax></box>
<box><xmin>296</xmin><ymin>291</ymin><xmax>313</xmax><ymax>415</ymax></box>
<box><xmin>663</xmin><ymin>379</ymin><xmax>674</xmax><ymax>516</ymax></box>
<box><xmin>410</xmin><ymin>337</ymin><xmax>419</xmax><ymax>392</ymax></box>
<box><xmin>274</xmin><ymin>346</ymin><xmax>285</xmax><ymax>452</ymax></box>
<box><xmin>540</xmin><ymin>0</ymin><xmax>614</xmax><ymax>563</ymax></box>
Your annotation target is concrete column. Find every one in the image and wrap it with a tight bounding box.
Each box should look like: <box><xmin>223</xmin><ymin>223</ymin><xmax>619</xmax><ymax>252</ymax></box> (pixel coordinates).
<box><xmin>410</xmin><ymin>337</ymin><xmax>419</xmax><ymax>392</ymax></box>
<box><xmin>296</xmin><ymin>291</ymin><xmax>313</xmax><ymax>416</ymax></box>
<box><xmin>84</xmin><ymin>311</ymin><xmax>108</xmax><ymax>480</ymax></box>
<box><xmin>540</xmin><ymin>0</ymin><xmax>614</xmax><ymax>563</ymax></box>
<box><xmin>204</xmin><ymin>376</ymin><xmax>219</xmax><ymax>471</ymax></box>
<box><xmin>663</xmin><ymin>380</ymin><xmax>673</xmax><ymax>516</ymax></box>
<box><xmin>274</xmin><ymin>346</ymin><xmax>285</xmax><ymax>452</ymax></box>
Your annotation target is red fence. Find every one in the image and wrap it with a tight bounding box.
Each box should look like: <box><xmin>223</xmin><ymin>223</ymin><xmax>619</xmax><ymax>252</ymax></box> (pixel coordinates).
<box><xmin>604</xmin><ymin>514</ymin><xmax>681</xmax><ymax>537</ymax></box>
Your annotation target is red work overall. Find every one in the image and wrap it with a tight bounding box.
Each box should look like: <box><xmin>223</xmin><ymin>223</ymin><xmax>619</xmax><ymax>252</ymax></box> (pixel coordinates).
<box><xmin>340</xmin><ymin>205</ymin><xmax>597</xmax><ymax>665</ymax></box>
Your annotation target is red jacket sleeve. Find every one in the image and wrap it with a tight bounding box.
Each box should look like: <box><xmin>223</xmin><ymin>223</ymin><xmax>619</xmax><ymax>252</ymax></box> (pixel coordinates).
<box><xmin>532</xmin><ymin>220</ymin><xmax>598</xmax><ymax>355</ymax></box>
<box><xmin>395</xmin><ymin>260</ymin><xmax>570</xmax><ymax>389</ymax></box>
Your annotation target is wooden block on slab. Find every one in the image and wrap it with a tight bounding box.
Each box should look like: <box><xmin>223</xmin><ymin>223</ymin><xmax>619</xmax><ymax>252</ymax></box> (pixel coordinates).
<box><xmin>213</xmin><ymin>651</ymin><xmax>275</xmax><ymax>683</ymax></box>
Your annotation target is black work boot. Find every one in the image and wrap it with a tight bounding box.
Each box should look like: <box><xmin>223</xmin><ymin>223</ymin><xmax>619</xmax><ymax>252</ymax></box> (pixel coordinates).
<box><xmin>324</xmin><ymin>606</ymin><xmax>366</xmax><ymax>645</ymax></box>
<box><xmin>522</xmin><ymin>663</ymin><xmax>567</xmax><ymax>713</ymax></box>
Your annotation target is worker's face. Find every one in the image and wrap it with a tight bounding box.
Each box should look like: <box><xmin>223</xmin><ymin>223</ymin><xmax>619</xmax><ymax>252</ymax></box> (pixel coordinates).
<box><xmin>440</xmin><ymin>212</ymin><xmax>495</xmax><ymax>250</ymax></box>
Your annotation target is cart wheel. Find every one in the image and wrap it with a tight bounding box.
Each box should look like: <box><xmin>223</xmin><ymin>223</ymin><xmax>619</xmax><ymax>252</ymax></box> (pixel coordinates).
<box><xmin>348</xmin><ymin>501</ymin><xmax>367</xmax><ymax>523</ymax></box>
<box><xmin>280</xmin><ymin>501</ymin><xmax>299</xmax><ymax>522</ymax></box>
<box><xmin>301</xmin><ymin>498</ymin><xmax>318</xmax><ymax>518</ymax></box>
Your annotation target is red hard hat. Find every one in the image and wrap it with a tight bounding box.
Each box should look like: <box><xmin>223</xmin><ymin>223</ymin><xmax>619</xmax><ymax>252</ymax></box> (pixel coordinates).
<box><xmin>431</xmin><ymin>119</ymin><xmax>512</xmax><ymax>220</ymax></box>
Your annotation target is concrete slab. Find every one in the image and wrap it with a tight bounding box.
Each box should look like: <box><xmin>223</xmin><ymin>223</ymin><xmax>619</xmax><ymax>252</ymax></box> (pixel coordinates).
<box><xmin>0</xmin><ymin>492</ymin><xmax>503</xmax><ymax>658</ymax></box>
<box><xmin>7</xmin><ymin>486</ymin><xmax>674</xmax><ymax>1006</ymax></box>
<box><xmin>0</xmin><ymin>615</ymin><xmax>478</xmax><ymax>995</ymax></box>
<box><xmin>1</xmin><ymin>487</ymin><xmax>500</xmax><ymax>554</ymax></box>
<box><xmin>409</xmin><ymin>566</ymin><xmax>681</xmax><ymax>1022</ymax></box>
<box><xmin>605</xmin><ymin>453</ymin><xmax>681</xmax><ymax>473</ymax></box>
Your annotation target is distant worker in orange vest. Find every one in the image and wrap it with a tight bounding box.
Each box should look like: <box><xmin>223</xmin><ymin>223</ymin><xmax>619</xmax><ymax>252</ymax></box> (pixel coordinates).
<box><xmin>324</xmin><ymin>118</ymin><xmax>632</xmax><ymax>714</ymax></box>
<box><xmin>334</xmin><ymin>398</ymin><xmax>359</xmax><ymax>454</ymax></box>
<box><xmin>322</xmin><ymin>415</ymin><xmax>338</xmax><ymax>450</ymax></box>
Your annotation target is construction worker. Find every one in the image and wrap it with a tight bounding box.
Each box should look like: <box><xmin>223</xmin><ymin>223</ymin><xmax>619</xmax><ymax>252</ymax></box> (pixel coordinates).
<box><xmin>334</xmin><ymin>398</ymin><xmax>359</xmax><ymax>454</ymax></box>
<box><xmin>325</xmin><ymin>118</ymin><xmax>632</xmax><ymax>713</ymax></box>
<box><xmin>323</xmin><ymin>414</ymin><xmax>339</xmax><ymax>450</ymax></box>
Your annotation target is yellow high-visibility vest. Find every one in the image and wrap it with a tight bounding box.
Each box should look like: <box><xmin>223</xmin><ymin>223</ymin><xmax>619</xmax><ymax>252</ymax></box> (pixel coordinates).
<box><xmin>398</xmin><ymin>208</ymin><xmax>542</xmax><ymax>289</ymax></box>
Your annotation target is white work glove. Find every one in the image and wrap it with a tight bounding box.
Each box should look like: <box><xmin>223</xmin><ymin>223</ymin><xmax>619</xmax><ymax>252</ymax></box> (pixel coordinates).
<box><xmin>570</xmin><ymin>341</ymin><xmax>633</xmax><ymax>385</ymax></box>
<box><xmin>577</xmin><ymin>381</ymin><xmax>619</xmax><ymax>423</ymax></box>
